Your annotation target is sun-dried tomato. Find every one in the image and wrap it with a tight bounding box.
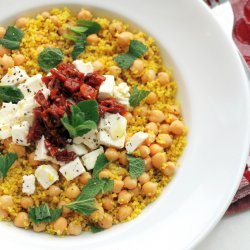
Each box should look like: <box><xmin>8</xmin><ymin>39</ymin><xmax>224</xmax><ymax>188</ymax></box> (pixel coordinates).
<box><xmin>84</xmin><ymin>73</ymin><xmax>106</xmax><ymax>88</ymax></box>
<box><xmin>34</xmin><ymin>90</ymin><xmax>49</xmax><ymax>108</ymax></box>
<box><xmin>64</xmin><ymin>78</ymin><xmax>81</xmax><ymax>93</ymax></box>
<box><xmin>98</xmin><ymin>98</ymin><xmax>127</xmax><ymax>116</ymax></box>
<box><xmin>80</xmin><ymin>83</ymin><xmax>97</xmax><ymax>100</ymax></box>
<box><xmin>55</xmin><ymin>150</ymin><xmax>77</xmax><ymax>162</ymax></box>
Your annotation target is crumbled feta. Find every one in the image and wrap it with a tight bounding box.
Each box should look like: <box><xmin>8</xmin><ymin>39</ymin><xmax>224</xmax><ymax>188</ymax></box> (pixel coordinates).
<box><xmin>35</xmin><ymin>164</ymin><xmax>59</xmax><ymax>189</ymax></box>
<box><xmin>82</xmin><ymin>147</ymin><xmax>104</xmax><ymax>170</ymax></box>
<box><xmin>98</xmin><ymin>75</ymin><xmax>115</xmax><ymax>100</ymax></box>
<box><xmin>125</xmin><ymin>132</ymin><xmax>149</xmax><ymax>153</ymax></box>
<box><xmin>73</xmin><ymin>60</ymin><xmax>93</xmax><ymax>74</ymax></box>
<box><xmin>22</xmin><ymin>175</ymin><xmax>36</xmax><ymax>195</ymax></box>
<box><xmin>113</xmin><ymin>82</ymin><xmax>130</xmax><ymax>108</ymax></box>
<box><xmin>0</xmin><ymin>66</ymin><xmax>29</xmax><ymax>86</ymax></box>
<box><xmin>0</xmin><ymin>124</ymin><xmax>12</xmax><ymax>140</ymax></box>
<box><xmin>99</xmin><ymin>112</ymin><xmax>127</xmax><ymax>149</ymax></box>
<box><xmin>73</xmin><ymin>129</ymin><xmax>100</xmax><ymax>150</ymax></box>
<box><xmin>18</xmin><ymin>74</ymin><xmax>43</xmax><ymax>97</ymax></box>
<box><xmin>34</xmin><ymin>136</ymin><xmax>49</xmax><ymax>161</ymax></box>
<box><xmin>66</xmin><ymin>144</ymin><xmax>88</xmax><ymax>156</ymax></box>
<box><xmin>11</xmin><ymin>121</ymin><xmax>30</xmax><ymax>146</ymax></box>
<box><xmin>59</xmin><ymin>157</ymin><xmax>86</xmax><ymax>181</ymax></box>
<box><xmin>0</xmin><ymin>102</ymin><xmax>17</xmax><ymax>125</ymax></box>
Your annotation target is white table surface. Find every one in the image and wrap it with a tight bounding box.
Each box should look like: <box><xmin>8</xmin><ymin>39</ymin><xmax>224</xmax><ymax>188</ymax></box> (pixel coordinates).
<box><xmin>196</xmin><ymin>3</ymin><xmax>250</xmax><ymax>250</ymax></box>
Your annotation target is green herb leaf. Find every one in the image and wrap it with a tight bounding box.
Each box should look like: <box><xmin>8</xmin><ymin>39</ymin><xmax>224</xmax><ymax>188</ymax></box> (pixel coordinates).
<box><xmin>28</xmin><ymin>204</ymin><xmax>62</xmax><ymax>224</ymax></box>
<box><xmin>91</xmin><ymin>225</ymin><xmax>104</xmax><ymax>233</ymax></box>
<box><xmin>127</xmin><ymin>154</ymin><xmax>145</xmax><ymax>178</ymax></box>
<box><xmin>70</xmin><ymin>26</ymin><xmax>88</xmax><ymax>35</ymax></box>
<box><xmin>0</xmin><ymin>86</ymin><xmax>24</xmax><ymax>103</ymax></box>
<box><xmin>0</xmin><ymin>26</ymin><xmax>24</xmax><ymax>50</ymax></box>
<box><xmin>77</xmin><ymin>20</ymin><xmax>101</xmax><ymax>35</ymax></box>
<box><xmin>38</xmin><ymin>47</ymin><xmax>64</xmax><ymax>72</ymax></box>
<box><xmin>67</xmin><ymin>178</ymin><xmax>114</xmax><ymax>215</ymax></box>
<box><xmin>129</xmin><ymin>86</ymin><xmax>150</xmax><ymax>107</ymax></box>
<box><xmin>0</xmin><ymin>153</ymin><xmax>17</xmax><ymax>179</ymax></box>
<box><xmin>77</xmin><ymin>100</ymin><xmax>99</xmax><ymax>124</ymax></box>
<box><xmin>92</xmin><ymin>154</ymin><xmax>109</xmax><ymax>178</ymax></box>
<box><xmin>63</xmin><ymin>33</ymin><xmax>79</xmax><ymax>42</ymax></box>
<box><xmin>71</xmin><ymin>35</ymin><xmax>88</xmax><ymax>60</ymax></box>
<box><xmin>114</xmin><ymin>40</ymin><xmax>148</xmax><ymax>69</ymax></box>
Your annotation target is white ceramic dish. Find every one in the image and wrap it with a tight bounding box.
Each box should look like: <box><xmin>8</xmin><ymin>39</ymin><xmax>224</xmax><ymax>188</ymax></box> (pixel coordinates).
<box><xmin>0</xmin><ymin>0</ymin><xmax>249</xmax><ymax>250</ymax></box>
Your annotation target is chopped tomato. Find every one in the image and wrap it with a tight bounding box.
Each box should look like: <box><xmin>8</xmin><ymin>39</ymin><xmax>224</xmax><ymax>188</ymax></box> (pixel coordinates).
<box><xmin>80</xmin><ymin>83</ymin><xmax>97</xmax><ymax>100</ymax></box>
<box><xmin>98</xmin><ymin>98</ymin><xmax>127</xmax><ymax>116</ymax></box>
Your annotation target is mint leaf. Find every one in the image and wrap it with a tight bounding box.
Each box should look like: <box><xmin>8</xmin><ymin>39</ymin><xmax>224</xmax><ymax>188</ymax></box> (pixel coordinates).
<box><xmin>77</xmin><ymin>100</ymin><xmax>99</xmax><ymax>123</ymax></box>
<box><xmin>28</xmin><ymin>204</ymin><xmax>62</xmax><ymax>224</ymax></box>
<box><xmin>63</xmin><ymin>33</ymin><xmax>79</xmax><ymax>42</ymax></box>
<box><xmin>38</xmin><ymin>48</ymin><xmax>64</xmax><ymax>71</ymax></box>
<box><xmin>71</xmin><ymin>35</ymin><xmax>88</xmax><ymax>60</ymax></box>
<box><xmin>129</xmin><ymin>86</ymin><xmax>150</xmax><ymax>107</ymax></box>
<box><xmin>70</xmin><ymin>26</ymin><xmax>88</xmax><ymax>35</ymax></box>
<box><xmin>0</xmin><ymin>26</ymin><xmax>24</xmax><ymax>50</ymax></box>
<box><xmin>127</xmin><ymin>154</ymin><xmax>145</xmax><ymax>178</ymax></box>
<box><xmin>0</xmin><ymin>86</ymin><xmax>24</xmax><ymax>103</ymax></box>
<box><xmin>77</xmin><ymin>20</ymin><xmax>101</xmax><ymax>35</ymax></box>
<box><xmin>0</xmin><ymin>153</ymin><xmax>18</xmax><ymax>179</ymax></box>
<box><xmin>102</xmin><ymin>179</ymin><xmax>114</xmax><ymax>193</ymax></box>
<box><xmin>92</xmin><ymin>154</ymin><xmax>109</xmax><ymax>178</ymax></box>
<box><xmin>114</xmin><ymin>40</ymin><xmax>148</xmax><ymax>69</ymax></box>
<box><xmin>91</xmin><ymin>225</ymin><xmax>104</xmax><ymax>233</ymax></box>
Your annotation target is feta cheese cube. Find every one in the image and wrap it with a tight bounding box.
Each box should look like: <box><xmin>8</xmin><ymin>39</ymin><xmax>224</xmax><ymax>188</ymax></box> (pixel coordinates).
<box><xmin>22</xmin><ymin>175</ymin><xmax>36</xmax><ymax>195</ymax></box>
<box><xmin>99</xmin><ymin>113</ymin><xmax>127</xmax><ymax>149</ymax></box>
<box><xmin>73</xmin><ymin>129</ymin><xmax>100</xmax><ymax>150</ymax></box>
<box><xmin>34</xmin><ymin>136</ymin><xmax>49</xmax><ymax>161</ymax></box>
<box><xmin>66</xmin><ymin>144</ymin><xmax>88</xmax><ymax>156</ymax></box>
<box><xmin>59</xmin><ymin>157</ymin><xmax>86</xmax><ymax>181</ymax></box>
<box><xmin>35</xmin><ymin>164</ymin><xmax>59</xmax><ymax>189</ymax></box>
<box><xmin>113</xmin><ymin>82</ymin><xmax>130</xmax><ymax>108</ymax></box>
<box><xmin>16</xmin><ymin>97</ymin><xmax>39</xmax><ymax>122</ymax></box>
<box><xmin>0</xmin><ymin>102</ymin><xmax>17</xmax><ymax>125</ymax></box>
<box><xmin>0</xmin><ymin>124</ymin><xmax>12</xmax><ymax>140</ymax></box>
<box><xmin>73</xmin><ymin>60</ymin><xmax>93</xmax><ymax>74</ymax></box>
<box><xmin>82</xmin><ymin>147</ymin><xmax>104</xmax><ymax>170</ymax></box>
<box><xmin>11</xmin><ymin>121</ymin><xmax>30</xmax><ymax>146</ymax></box>
<box><xmin>125</xmin><ymin>132</ymin><xmax>149</xmax><ymax>153</ymax></box>
<box><xmin>98</xmin><ymin>75</ymin><xmax>115</xmax><ymax>100</ymax></box>
<box><xmin>0</xmin><ymin>66</ymin><xmax>29</xmax><ymax>86</ymax></box>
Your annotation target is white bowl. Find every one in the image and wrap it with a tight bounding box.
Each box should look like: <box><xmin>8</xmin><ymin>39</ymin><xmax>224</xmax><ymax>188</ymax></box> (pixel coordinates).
<box><xmin>0</xmin><ymin>0</ymin><xmax>249</xmax><ymax>250</ymax></box>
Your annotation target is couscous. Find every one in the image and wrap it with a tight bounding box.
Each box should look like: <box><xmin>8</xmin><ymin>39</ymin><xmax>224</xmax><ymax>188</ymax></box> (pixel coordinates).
<box><xmin>0</xmin><ymin>8</ymin><xmax>186</xmax><ymax>235</ymax></box>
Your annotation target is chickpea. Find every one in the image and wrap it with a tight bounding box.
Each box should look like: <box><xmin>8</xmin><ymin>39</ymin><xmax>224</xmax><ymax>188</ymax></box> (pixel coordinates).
<box><xmin>113</xmin><ymin>180</ymin><xmax>124</xmax><ymax>193</ymax></box>
<box><xmin>53</xmin><ymin>217</ymin><xmax>67</xmax><ymax>234</ymax></box>
<box><xmin>58</xmin><ymin>201</ymin><xmax>72</xmax><ymax>217</ymax></box>
<box><xmin>142</xmin><ymin>182</ymin><xmax>158</xmax><ymax>197</ymax></box>
<box><xmin>33</xmin><ymin>222</ymin><xmax>46</xmax><ymax>232</ymax></box>
<box><xmin>0</xmin><ymin>27</ymin><xmax>6</xmax><ymax>39</ymax></box>
<box><xmin>107</xmin><ymin>65</ymin><xmax>121</xmax><ymax>76</ymax></box>
<box><xmin>0</xmin><ymin>46</ymin><xmax>10</xmax><ymax>57</ymax></box>
<box><xmin>65</xmin><ymin>185</ymin><xmax>80</xmax><ymax>199</ymax></box>
<box><xmin>3</xmin><ymin>138</ymin><xmax>12</xmax><ymax>148</ymax></box>
<box><xmin>159</xmin><ymin>124</ymin><xmax>169</xmax><ymax>134</ymax></box>
<box><xmin>0</xmin><ymin>55</ymin><xmax>14</xmax><ymax>70</ymax></box>
<box><xmin>99</xmin><ymin>169</ymin><xmax>112</xmax><ymax>179</ymax></box>
<box><xmin>124</xmin><ymin>176</ymin><xmax>137</xmax><ymax>190</ymax></box>
<box><xmin>20</xmin><ymin>197</ymin><xmax>34</xmax><ymax>209</ymax></box>
<box><xmin>118</xmin><ymin>190</ymin><xmax>132</xmax><ymax>204</ymax></box>
<box><xmin>149</xmin><ymin>144</ymin><xmax>164</xmax><ymax>156</ymax></box>
<box><xmin>149</xmin><ymin>110</ymin><xmax>165</xmax><ymax>123</ymax></box>
<box><xmin>145</xmin><ymin>92</ymin><xmax>157</xmax><ymax>105</ymax></box>
<box><xmin>166</xmin><ymin>114</ymin><xmax>178</xmax><ymax>124</ymax></box>
<box><xmin>161</xmin><ymin>161</ymin><xmax>176</xmax><ymax>176</ymax></box>
<box><xmin>123</xmin><ymin>112</ymin><xmax>133</xmax><ymax>124</ymax></box>
<box><xmin>105</xmin><ymin>147</ymin><xmax>119</xmax><ymax>162</ymax></box>
<box><xmin>144</xmin><ymin>133</ymin><xmax>156</xmax><ymax>146</ymax></box>
<box><xmin>138</xmin><ymin>145</ymin><xmax>150</xmax><ymax>159</ymax></box>
<box><xmin>119</xmin><ymin>151</ymin><xmax>128</xmax><ymax>166</ymax></box>
<box><xmin>87</xmin><ymin>34</ymin><xmax>100</xmax><ymax>44</ymax></box>
<box><xmin>98</xmin><ymin>213</ymin><xmax>113</xmax><ymax>229</ymax></box>
<box><xmin>144</xmin><ymin>157</ymin><xmax>153</xmax><ymax>171</ymax></box>
<box><xmin>41</xmin><ymin>11</ymin><xmax>50</xmax><ymax>19</ymax></box>
<box><xmin>130</xmin><ymin>59</ymin><xmax>144</xmax><ymax>74</ymax></box>
<box><xmin>133</xmin><ymin>106</ymin><xmax>148</xmax><ymax>117</ymax></box>
<box><xmin>50</xmin><ymin>163</ymin><xmax>60</xmax><ymax>171</ymax></box>
<box><xmin>48</xmin><ymin>185</ymin><xmax>61</xmax><ymax>197</ymax></box>
<box><xmin>142</xmin><ymin>69</ymin><xmax>156</xmax><ymax>83</ymax></box>
<box><xmin>90</xmin><ymin>204</ymin><xmax>104</xmax><ymax>222</ymax></box>
<box><xmin>151</xmin><ymin>152</ymin><xmax>167</xmax><ymax>169</ymax></box>
<box><xmin>49</xmin><ymin>16</ymin><xmax>59</xmax><ymax>26</ymax></box>
<box><xmin>117</xmin><ymin>32</ymin><xmax>133</xmax><ymax>47</ymax></box>
<box><xmin>157</xmin><ymin>72</ymin><xmax>170</xmax><ymax>85</ymax></box>
<box><xmin>15</xmin><ymin>17</ymin><xmax>29</xmax><ymax>28</ymax></box>
<box><xmin>169</xmin><ymin>120</ymin><xmax>185</xmax><ymax>135</ymax></box>
<box><xmin>0</xmin><ymin>208</ymin><xmax>8</xmax><ymax>219</ymax></box>
<box><xmin>13</xmin><ymin>54</ymin><xmax>25</xmax><ymax>66</ymax></box>
<box><xmin>109</xmin><ymin>22</ymin><xmax>122</xmax><ymax>36</ymax></box>
<box><xmin>14</xmin><ymin>212</ymin><xmax>29</xmax><ymax>228</ymax></box>
<box><xmin>8</xmin><ymin>143</ymin><xmax>25</xmax><ymax>158</ymax></box>
<box><xmin>156</xmin><ymin>134</ymin><xmax>172</xmax><ymax>148</ymax></box>
<box><xmin>118</xmin><ymin>205</ymin><xmax>132</xmax><ymax>221</ymax></box>
<box><xmin>58</xmin><ymin>26</ymin><xmax>67</xmax><ymax>36</ymax></box>
<box><xmin>145</xmin><ymin>122</ymin><xmax>158</xmax><ymax>134</ymax></box>
<box><xmin>79</xmin><ymin>172</ymin><xmax>92</xmax><ymax>185</ymax></box>
<box><xmin>0</xmin><ymin>195</ymin><xmax>13</xmax><ymax>210</ymax></box>
<box><xmin>130</xmin><ymin>187</ymin><xmax>140</xmax><ymax>197</ymax></box>
<box><xmin>169</xmin><ymin>105</ymin><xmax>180</xmax><ymax>115</ymax></box>
<box><xmin>77</xmin><ymin>9</ymin><xmax>93</xmax><ymax>20</ymax></box>
<box><xmin>28</xmin><ymin>152</ymin><xmax>40</xmax><ymax>167</ymax></box>
<box><xmin>93</xmin><ymin>60</ymin><xmax>104</xmax><ymax>73</ymax></box>
<box><xmin>102</xmin><ymin>197</ymin><xmax>115</xmax><ymax>210</ymax></box>
<box><xmin>138</xmin><ymin>173</ymin><xmax>150</xmax><ymax>185</ymax></box>
<box><xmin>37</xmin><ymin>46</ymin><xmax>44</xmax><ymax>54</ymax></box>
<box><xmin>68</xmin><ymin>222</ymin><xmax>82</xmax><ymax>236</ymax></box>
